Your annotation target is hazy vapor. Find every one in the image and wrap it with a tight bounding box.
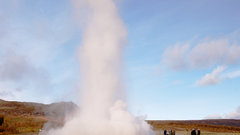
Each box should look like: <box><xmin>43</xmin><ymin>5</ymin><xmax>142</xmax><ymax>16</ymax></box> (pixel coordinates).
<box><xmin>42</xmin><ymin>0</ymin><xmax>154</xmax><ymax>134</ymax></box>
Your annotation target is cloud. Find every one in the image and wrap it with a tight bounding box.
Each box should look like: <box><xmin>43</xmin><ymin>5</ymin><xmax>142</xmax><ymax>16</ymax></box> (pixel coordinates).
<box><xmin>205</xmin><ymin>114</ymin><xmax>223</xmax><ymax>119</ymax></box>
<box><xmin>162</xmin><ymin>43</ymin><xmax>190</xmax><ymax>70</ymax></box>
<box><xmin>195</xmin><ymin>65</ymin><xmax>226</xmax><ymax>86</ymax></box>
<box><xmin>0</xmin><ymin>90</ymin><xmax>14</xmax><ymax>97</ymax></box>
<box><xmin>162</xmin><ymin>32</ymin><xmax>240</xmax><ymax>86</ymax></box>
<box><xmin>0</xmin><ymin>1</ymin><xmax>77</xmax><ymax>102</ymax></box>
<box><xmin>225</xmin><ymin>107</ymin><xmax>240</xmax><ymax>119</ymax></box>
<box><xmin>0</xmin><ymin>50</ymin><xmax>39</xmax><ymax>81</ymax></box>
<box><xmin>0</xmin><ymin>83</ymin><xmax>21</xmax><ymax>100</ymax></box>
<box><xmin>189</xmin><ymin>39</ymin><xmax>229</xmax><ymax>68</ymax></box>
<box><xmin>162</xmin><ymin>33</ymin><xmax>240</xmax><ymax>70</ymax></box>
<box><xmin>224</xmin><ymin>70</ymin><xmax>240</xmax><ymax>79</ymax></box>
<box><xmin>0</xmin><ymin>50</ymin><xmax>51</xmax><ymax>100</ymax></box>
<box><xmin>205</xmin><ymin>106</ymin><xmax>240</xmax><ymax>119</ymax></box>
<box><xmin>195</xmin><ymin>65</ymin><xmax>240</xmax><ymax>86</ymax></box>
<box><xmin>0</xmin><ymin>50</ymin><xmax>50</xmax><ymax>85</ymax></box>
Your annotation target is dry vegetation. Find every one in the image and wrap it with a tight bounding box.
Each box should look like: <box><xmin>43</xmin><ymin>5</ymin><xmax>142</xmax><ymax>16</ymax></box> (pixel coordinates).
<box><xmin>147</xmin><ymin>120</ymin><xmax>240</xmax><ymax>135</ymax></box>
<box><xmin>0</xmin><ymin>99</ymin><xmax>46</xmax><ymax>134</ymax></box>
<box><xmin>0</xmin><ymin>115</ymin><xmax>46</xmax><ymax>134</ymax></box>
<box><xmin>0</xmin><ymin>99</ymin><xmax>76</xmax><ymax>135</ymax></box>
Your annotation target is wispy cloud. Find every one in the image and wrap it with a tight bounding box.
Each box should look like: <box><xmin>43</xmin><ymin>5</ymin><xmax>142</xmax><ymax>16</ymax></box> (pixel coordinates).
<box><xmin>162</xmin><ymin>43</ymin><xmax>190</xmax><ymax>70</ymax></box>
<box><xmin>224</xmin><ymin>70</ymin><xmax>240</xmax><ymax>79</ymax></box>
<box><xmin>162</xmin><ymin>32</ymin><xmax>240</xmax><ymax>70</ymax></box>
<box><xmin>225</xmin><ymin>106</ymin><xmax>240</xmax><ymax>119</ymax></box>
<box><xmin>205</xmin><ymin>114</ymin><xmax>223</xmax><ymax>119</ymax></box>
<box><xmin>196</xmin><ymin>66</ymin><xmax>226</xmax><ymax>86</ymax></box>
<box><xmin>205</xmin><ymin>106</ymin><xmax>240</xmax><ymax>119</ymax></box>
<box><xmin>196</xmin><ymin>65</ymin><xmax>240</xmax><ymax>86</ymax></box>
<box><xmin>162</xmin><ymin>32</ymin><xmax>240</xmax><ymax>86</ymax></box>
<box><xmin>0</xmin><ymin>50</ymin><xmax>42</xmax><ymax>81</ymax></box>
<box><xmin>0</xmin><ymin>50</ymin><xmax>51</xmax><ymax>100</ymax></box>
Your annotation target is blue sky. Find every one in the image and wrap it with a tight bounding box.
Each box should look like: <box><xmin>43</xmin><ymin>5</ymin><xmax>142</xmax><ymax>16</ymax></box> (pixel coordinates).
<box><xmin>0</xmin><ymin>0</ymin><xmax>240</xmax><ymax>120</ymax></box>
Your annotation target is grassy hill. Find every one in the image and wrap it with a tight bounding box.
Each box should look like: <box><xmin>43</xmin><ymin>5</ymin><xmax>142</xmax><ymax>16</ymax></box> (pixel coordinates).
<box><xmin>0</xmin><ymin>99</ymin><xmax>77</xmax><ymax>135</ymax></box>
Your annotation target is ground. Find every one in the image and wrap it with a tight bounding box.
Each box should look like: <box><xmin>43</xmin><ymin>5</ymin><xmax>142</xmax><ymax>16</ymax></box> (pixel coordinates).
<box><xmin>148</xmin><ymin>120</ymin><xmax>240</xmax><ymax>135</ymax></box>
<box><xmin>1</xmin><ymin>99</ymin><xmax>240</xmax><ymax>135</ymax></box>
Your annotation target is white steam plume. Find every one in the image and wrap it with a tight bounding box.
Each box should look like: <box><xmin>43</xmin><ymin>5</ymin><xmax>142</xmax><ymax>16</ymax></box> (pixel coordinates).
<box><xmin>42</xmin><ymin>0</ymin><xmax>154</xmax><ymax>135</ymax></box>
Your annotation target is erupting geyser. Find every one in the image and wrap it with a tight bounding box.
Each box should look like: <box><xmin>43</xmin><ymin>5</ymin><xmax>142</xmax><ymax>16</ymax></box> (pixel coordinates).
<box><xmin>43</xmin><ymin>0</ymin><xmax>154</xmax><ymax>134</ymax></box>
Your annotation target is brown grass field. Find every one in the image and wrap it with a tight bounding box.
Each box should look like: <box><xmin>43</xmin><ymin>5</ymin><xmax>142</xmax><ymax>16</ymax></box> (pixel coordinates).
<box><xmin>147</xmin><ymin>120</ymin><xmax>240</xmax><ymax>135</ymax></box>
<box><xmin>0</xmin><ymin>99</ymin><xmax>72</xmax><ymax>135</ymax></box>
<box><xmin>1</xmin><ymin>99</ymin><xmax>240</xmax><ymax>135</ymax></box>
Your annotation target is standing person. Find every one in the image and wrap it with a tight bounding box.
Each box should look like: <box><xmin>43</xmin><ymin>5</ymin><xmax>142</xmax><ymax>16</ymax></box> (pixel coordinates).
<box><xmin>172</xmin><ymin>130</ymin><xmax>175</xmax><ymax>135</ymax></box>
<box><xmin>166</xmin><ymin>130</ymin><xmax>169</xmax><ymax>135</ymax></box>
<box><xmin>191</xmin><ymin>129</ymin><xmax>196</xmax><ymax>135</ymax></box>
<box><xmin>0</xmin><ymin>116</ymin><xmax>3</xmax><ymax>126</ymax></box>
<box><xmin>164</xmin><ymin>129</ymin><xmax>167</xmax><ymax>135</ymax></box>
<box><xmin>197</xmin><ymin>129</ymin><xmax>200</xmax><ymax>135</ymax></box>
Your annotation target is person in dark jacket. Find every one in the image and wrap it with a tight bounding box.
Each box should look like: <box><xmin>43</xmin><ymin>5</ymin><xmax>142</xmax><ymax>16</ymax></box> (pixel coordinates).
<box><xmin>191</xmin><ymin>129</ymin><xmax>196</xmax><ymax>135</ymax></box>
<box><xmin>0</xmin><ymin>116</ymin><xmax>3</xmax><ymax>126</ymax></box>
<box><xmin>197</xmin><ymin>129</ymin><xmax>200</xmax><ymax>135</ymax></box>
<box><xmin>164</xmin><ymin>129</ymin><xmax>167</xmax><ymax>135</ymax></box>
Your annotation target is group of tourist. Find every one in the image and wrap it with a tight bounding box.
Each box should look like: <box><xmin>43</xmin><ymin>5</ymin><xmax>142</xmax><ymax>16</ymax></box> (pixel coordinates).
<box><xmin>191</xmin><ymin>128</ymin><xmax>200</xmax><ymax>135</ymax></box>
<box><xmin>163</xmin><ymin>129</ymin><xmax>175</xmax><ymax>135</ymax></box>
<box><xmin>163</xmin><ymin>128</ymin><xmax>200</xmax><ymax>135</ymax></box>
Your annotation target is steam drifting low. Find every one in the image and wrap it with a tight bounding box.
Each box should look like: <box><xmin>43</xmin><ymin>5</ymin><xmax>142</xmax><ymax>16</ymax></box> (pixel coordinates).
<box><xmin>42</xmin><ymin>0</ymin><xmax>154</xmax><ymax>135</ymax></box>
